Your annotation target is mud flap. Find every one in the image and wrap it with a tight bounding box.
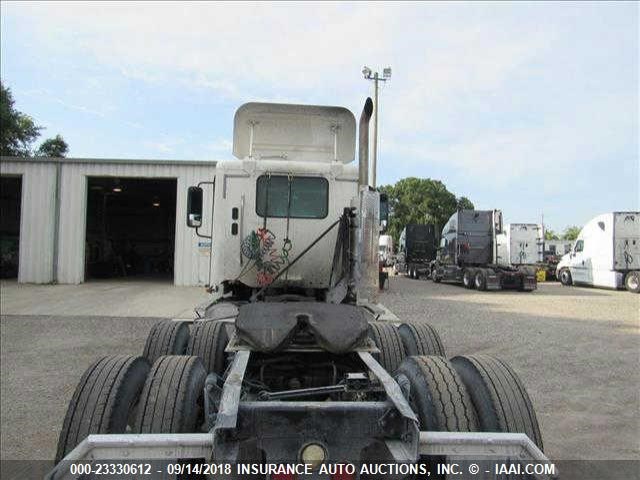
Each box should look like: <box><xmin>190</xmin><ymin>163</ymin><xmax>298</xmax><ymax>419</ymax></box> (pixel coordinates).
<box><xmin>486</xmin><ymin>271</ymin><xmax>501</xmax><ymax>290</ymax></box>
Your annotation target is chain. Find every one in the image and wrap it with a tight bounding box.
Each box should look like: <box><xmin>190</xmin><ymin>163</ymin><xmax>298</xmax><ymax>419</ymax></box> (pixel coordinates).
<box><xmin>283</xmin><ymin>172</ymin><xmax>293</xmax><ymax>281</ymax></box>
<box><xmin>262</xmin><ymin>172</ymin><xmax>271</xmax><ymax>232</ymax></box>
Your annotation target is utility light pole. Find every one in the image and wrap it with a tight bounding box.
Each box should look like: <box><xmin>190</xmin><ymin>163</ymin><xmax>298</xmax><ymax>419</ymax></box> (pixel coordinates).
<box><xmin>362</xmin><ymin>66</ymin><xmax>391</xmax><ymax>188</ymax></box>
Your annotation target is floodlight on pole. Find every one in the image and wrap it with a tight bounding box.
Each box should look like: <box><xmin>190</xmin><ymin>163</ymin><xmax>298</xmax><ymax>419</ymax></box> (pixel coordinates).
<box><xmin>361</xmin><ymin>65</ymin><xmax>391</xmax><ymax>188</ymax></box>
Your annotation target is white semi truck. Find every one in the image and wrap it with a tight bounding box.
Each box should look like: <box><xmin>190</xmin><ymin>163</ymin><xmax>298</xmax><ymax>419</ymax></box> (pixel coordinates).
<box><xmin>496</xmin><ymin>223</ymin><xmax>544</xmax><ymax>268</ymax></box>
<box><xmin>557</xmin><ymin>212</ymin><xmax>640</xmax><ymax>293</ymax></box>
<box><xmin>378</xmin><ymin>234</ymin><xmax>394</xmax><ymax>266</ymax></box>
<box><xmin>48</xmin><ymin>98</ymin><xmax>551</xmax><ymax>479</ymax></box>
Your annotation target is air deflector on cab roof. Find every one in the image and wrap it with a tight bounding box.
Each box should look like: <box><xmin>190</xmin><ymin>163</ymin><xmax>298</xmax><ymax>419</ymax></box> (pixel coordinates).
<box><xmin>233</xmin><ymin>102</ymin><xmax>356</xmax><ymax>163</ymax></box>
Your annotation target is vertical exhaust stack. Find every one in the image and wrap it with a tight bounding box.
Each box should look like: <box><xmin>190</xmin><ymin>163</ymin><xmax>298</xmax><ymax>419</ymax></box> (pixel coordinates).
<box><xmin>358</xmin><ymin>97</ymin><xmax>374</xmax><ymax>188</ymax></box>
<box><xmin>354</xmin><ymin>97</ymin><xmax>379</xmax><ymax>305</ymax></box>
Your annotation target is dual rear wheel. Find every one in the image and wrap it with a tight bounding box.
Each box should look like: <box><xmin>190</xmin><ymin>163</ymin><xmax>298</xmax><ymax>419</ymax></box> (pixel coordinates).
<box><xmin>462</xmin><ymin>269</ymin><xmax>489</xmax><ymax>291</ymax></box>
<box><xmin>56</xmin><ymin>355</ymin><xmax>208</xmax><ymax>462</ymax></box>
<box><xmin>369</xmin><ymin>321</ymin><xmax>446</xmax><ymax>373</ymax></box>
<box><xmin>55</xmin><ymin>355</ymin><xmax>150</xmax><ymax>463</ymax></box>
<box><xmin>431</xmin><ymin>268</ymin><xmax>441</xmax><ymax>283</ymax></box>
<box><xmin>395</xmin><ymin>354</ymin><xmax>543</xmax><ymax>451</ymax></box>
<box><xmin>462</xmin><ymin>269</ymin><xmax>474</xmax><ymax>289</ymax></box>
<box><xmin>57</xmin><ymin>319</ymin><xmax>230</xmax><ymax>461</ymax></box>
<box><xmin>474</xmin><ymin>269</ymin><xmax>488</xmax><ymax>291</ymax></box>
<box><xmin>143</xmin><ymin>319</ymin><xmax>230</xmax><ymax>376</ymax></box>
<box><xmin>369</xmin><ymin>322</ymin><xmax>543</xmax><ymax>452</ymax></box>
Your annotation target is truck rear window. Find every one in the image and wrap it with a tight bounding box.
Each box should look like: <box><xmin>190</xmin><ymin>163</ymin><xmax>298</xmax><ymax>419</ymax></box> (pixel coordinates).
<box><xmin>256</xmin><ymin>175</ymin><xmax>328</xmax><ymax>219</ymax></box>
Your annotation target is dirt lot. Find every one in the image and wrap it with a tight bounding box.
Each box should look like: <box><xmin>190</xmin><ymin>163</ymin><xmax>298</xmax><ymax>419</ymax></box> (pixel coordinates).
<box><xmin>382</xmin><ymin>277</ymin><xmax>639</xmax><ymax>461</ymax></box>
<box><xmin>0</xmin><ymin>279</ymin><xmax>638</xmax><ymax>462</ymax></box>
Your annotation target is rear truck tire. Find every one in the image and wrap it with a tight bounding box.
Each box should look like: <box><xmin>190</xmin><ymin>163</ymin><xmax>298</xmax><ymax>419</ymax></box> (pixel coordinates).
<box><xmin>474</xmin><ymin>270</ymin><xmax>487</xmax><ymax>291</ymax></box>
<box><xmin>431</xmin><ymin>268</ymin><xmax>441</xmax><ymax>283</ymax></box>
<box><xmin>142</xmin><ymin>320</ymin><xmax>190</xmax><ymax>364</ymax></box>
<box><xmin>450</xmin><ymin>355</ymin><xmax>544</xmax><ymax>451</ymax></box>
<box><xmin>624</xmin><ymin>271</ymin><xmax>640</xmax><ymax>293</ymax></box>
<box><xmin>398</xmin><ymin>322</ymin><xmax>446</xmax><ymax>357</ymax></box>
<box><xmin>462</xmin><ymin>269</ymin><xmax>475</xmax><ymax>289</ymax></box>
<box><xmin>394</xmin><ymin>356</ymin><xmax>478</xmax><ymax>432</ymax></box>
<box><xmin>186</xmin><ymin>320</ymin><xmax>229</xmax><ymax>375</ymax></box>
<box><xmin>135</xmin><ymin>356</ymin><xmax>207</xmax><ymax>434</ymax></box>
<box><xmin>559</xmin><ymin>268</ymin><xmax>572</xmax><ymax>286</ymax></box>
<box><xmin>55</xmin><ymin>355</ymin><xmax>150</xmax><ymax>463</ymax></box>
<box><xmin>369</xmin><ymin>321</ymin><xmax>406</xmax><ymax>374</ymax></box>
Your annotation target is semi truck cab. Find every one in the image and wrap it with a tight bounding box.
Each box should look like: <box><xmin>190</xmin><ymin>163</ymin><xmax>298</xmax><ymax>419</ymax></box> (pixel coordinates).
<box><xmin>557</xmin><ymin>212</ymin><xmax>640</xmax><ymax>292</ymax></box>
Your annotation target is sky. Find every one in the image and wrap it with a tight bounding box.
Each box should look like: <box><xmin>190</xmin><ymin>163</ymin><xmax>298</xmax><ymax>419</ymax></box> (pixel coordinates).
<box><xmin>1</xmin><ymin>1</ymin><xmax>638</xmax><ymax>232</ymax></box>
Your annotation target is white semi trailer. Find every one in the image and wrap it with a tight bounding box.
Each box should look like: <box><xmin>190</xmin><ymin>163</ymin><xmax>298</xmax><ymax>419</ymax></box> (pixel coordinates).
<box><xmin>557</xmin><ymin>212</ymin><xmax>640</xmax><ymax>293</ymax></box>
<box><xmin>496</xmin><ymin>223</ymin><xmax>544</xmax><ymax>268</ymax></box>
<box><xmin>48</xmin><ymin>98</ymin><xmax>551</xmax><ymax>479</ymax></box>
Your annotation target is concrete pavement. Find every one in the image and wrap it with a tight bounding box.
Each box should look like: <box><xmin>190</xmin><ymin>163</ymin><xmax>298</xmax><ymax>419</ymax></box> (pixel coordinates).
<box><xmin>0</xmin><ymin>279</ymin><xmax>212</xmax><ymax>319</ymax></box>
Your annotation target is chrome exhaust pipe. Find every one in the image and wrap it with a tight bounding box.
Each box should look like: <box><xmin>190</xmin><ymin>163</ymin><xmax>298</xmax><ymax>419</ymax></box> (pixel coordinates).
<box><xmin>358</xmin><ymin>97</ymin><xmax>374</xmax><ymax>188</ymax></box>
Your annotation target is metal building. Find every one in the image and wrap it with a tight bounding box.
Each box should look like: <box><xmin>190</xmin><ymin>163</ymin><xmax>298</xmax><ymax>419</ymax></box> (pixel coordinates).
<box><xmin>0</xmin><ymin>156</ymin><xmax>217</xmax><ymax>286</ymax></box>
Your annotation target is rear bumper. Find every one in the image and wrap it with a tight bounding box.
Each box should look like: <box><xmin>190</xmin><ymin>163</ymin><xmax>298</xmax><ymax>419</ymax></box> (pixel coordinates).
<box><xmin>47</xmin><ymin>431</ymin><xmax>555</xmax><ymax>480</ymax></box>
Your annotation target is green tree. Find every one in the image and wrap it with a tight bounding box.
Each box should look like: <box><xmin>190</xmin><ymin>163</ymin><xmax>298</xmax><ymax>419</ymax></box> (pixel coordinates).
<box><xmin>544</xmin><ymin>229</ymin><xmax>560</xmax><ymax>240</ymax></box>
<box><xmin>562</xmin><ymin>226</ymin><xmax>581</xmax><ymax>241</ymax></box>
<box><xmin>457</xmin><ymin>196</ymin><xmax>475</xmax><ymax>210</ymax></box>
<box><xmin>37</xmin><ymin>134</ymin><xmax>68</xmax><ymax>157</ymax></box>
<box><xmin>380</xmin><ymin>177</ymin><xmax>467</xmax><ymax>244</ymax></box>
<box><xmin>0</xmin><ymin>81</ymin><xmax>42</xmax><ymax>156</ymax></box>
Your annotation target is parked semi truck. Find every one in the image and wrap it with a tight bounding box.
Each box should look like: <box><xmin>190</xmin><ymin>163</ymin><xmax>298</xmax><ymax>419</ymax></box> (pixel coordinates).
<box><xmin>557</xmin><ymin>211</ymin><xmax>640</xmax><ymax>293</ymax></box>
<box><xmin>48</xmin><ymin>99</ymin><xmax>550</xmax><ymax>479</ymax></box>
<box><xmin>378</xmin><ymin>234</ymin><xmax>394</xmax><ymax>266</ymax></box>
<box><xmin>395</xmin><ymin>224</ymin><xmax>438</xmax><ymax>279</ymax></box>
<box><xmin>430</xmin><ymin>210</ymin><xmax>537</xmax><ymax>291</ymax></box>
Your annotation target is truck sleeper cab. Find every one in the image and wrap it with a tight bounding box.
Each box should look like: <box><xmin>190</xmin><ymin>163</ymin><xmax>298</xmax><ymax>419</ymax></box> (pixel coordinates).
<box><xmin>430</xmin><ymin>210</ymin><xmax>537</xmax><ymax>291</ymax></box>
<box><xmin>557</xmin><ymin>212</ymin><xmax>640</xmax><ymax>293</ymax></box>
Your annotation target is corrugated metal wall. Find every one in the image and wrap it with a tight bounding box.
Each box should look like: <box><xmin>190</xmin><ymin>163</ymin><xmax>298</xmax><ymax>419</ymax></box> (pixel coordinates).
<box><xmin>1</xmin><ymin>161</ymin><xmax>57</xmax><ymax>283</ymax></box>
<box><xmin>1</xmin><ymin>158</ymin><xmax>216</xmax><ymax>286</ymax></box>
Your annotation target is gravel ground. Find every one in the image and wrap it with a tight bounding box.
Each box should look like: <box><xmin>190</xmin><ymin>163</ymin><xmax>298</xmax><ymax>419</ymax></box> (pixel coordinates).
<box><xmin>1</xmin><ymin>279</ymin><xmax>638</xmax><ymax>462</ymax></box>
<box><xmin>0</xmin><ymin>315</ymin><xmax>160</xmax><ymax>461</ymax></box>
<box><xmin>382</xmin><ymin>277</ymin><xmax>639</xmax><ymax>461</ymax></box>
